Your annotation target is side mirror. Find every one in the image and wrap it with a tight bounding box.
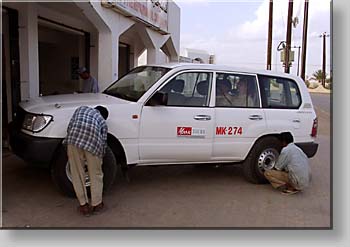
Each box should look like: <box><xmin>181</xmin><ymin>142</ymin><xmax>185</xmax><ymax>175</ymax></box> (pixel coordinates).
<box><xmin>146</xmin><ymin>91</ymin><xmax>168</xmax><ymax>106</ymax></box>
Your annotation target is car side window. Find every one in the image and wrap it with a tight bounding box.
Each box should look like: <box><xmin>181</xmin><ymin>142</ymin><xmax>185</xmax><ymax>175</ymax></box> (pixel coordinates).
<box><xmin>159</xmin><ymin>72</ymin><xmax>212</xmax><ymax>107</ymax></box>
<box><xmin>215</xmin><ymin>73</ymin><xmax>259</xmax><ymax>108</ymax></box>
<box><xmin>258</xmin><ymin>75</ymin><xmax>301</xmax><ymax>109</ymax></box>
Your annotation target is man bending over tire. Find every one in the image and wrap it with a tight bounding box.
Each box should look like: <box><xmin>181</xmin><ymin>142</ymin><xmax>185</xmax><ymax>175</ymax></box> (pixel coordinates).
<box><xmin>264</xmin><ymin>132</ymin><xmax>312</xmax><ymax>195</ymax></box>
<box><xmin>63</xmin><ymin>105</ymin><xmax>108</xmax><ymax>216</ymax></box>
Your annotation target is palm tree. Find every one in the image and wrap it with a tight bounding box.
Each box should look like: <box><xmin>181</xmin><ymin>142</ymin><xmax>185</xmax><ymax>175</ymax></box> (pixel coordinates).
<box><xmin>312</xmin><ymin>70</ymin><xmax>325</xmax><ymax>83</ymax></box>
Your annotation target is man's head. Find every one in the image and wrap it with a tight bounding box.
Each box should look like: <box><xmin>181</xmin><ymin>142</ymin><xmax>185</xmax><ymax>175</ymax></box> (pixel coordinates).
<box><xmin>278</xmin><ymin>132</ymin><xmax>294</xmax><ymax>147</ymax></box>
<box><xmin>95</xmin><ymin>106</ymin><xmax>109</xmax><ymax>120</ymax></box>
<box><xmin>217</xmin><ymin>79</ymin><xmax>231</xmax><ymax>95</ymax></box>
<box><xmin>77</xmin><ymin>67</ymin><xmax>90</xmax><ymax>80</ymax></box>
<box><xmin>237</xmin><ymin>80</ymin><xmax>248</xmax><ymax>94</ymax></box>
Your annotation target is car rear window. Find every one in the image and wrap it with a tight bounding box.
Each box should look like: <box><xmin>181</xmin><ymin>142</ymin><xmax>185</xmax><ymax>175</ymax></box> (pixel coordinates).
<box><xmin>258</xmin><ymin>75</ymin><xmax>301</xmax><ymax>109</ymax></box>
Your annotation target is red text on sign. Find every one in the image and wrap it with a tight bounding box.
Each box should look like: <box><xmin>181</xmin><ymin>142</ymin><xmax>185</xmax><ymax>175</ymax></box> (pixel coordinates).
<box><xmin>216</xmin><ymin>126</ymin><xmax>243</xmax><ymax>135</ymax></box>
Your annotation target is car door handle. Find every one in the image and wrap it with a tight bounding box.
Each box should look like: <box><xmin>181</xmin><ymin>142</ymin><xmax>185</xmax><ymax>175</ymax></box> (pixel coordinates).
<box><xmin>249</xmin><ymin>115</ymin><xmax>263</xmax><ymax>120</ymax></box>
<box><xmin>292</xmin><ymin>119</ymin><xmax>301</xmax><ymax>123</ymax></box>
<box><xmin>194</xmin><ymin>115</ymin><xmax>211</xmax><ymax>121</ymax></box>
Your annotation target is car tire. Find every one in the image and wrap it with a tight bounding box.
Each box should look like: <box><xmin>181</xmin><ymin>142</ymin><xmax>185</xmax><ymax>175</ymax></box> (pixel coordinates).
<box><xmin>242</xmin><ymin>136</ymin><xmax>281</xmax><ymax>184</ymax></box>
<box><xmin>51</xmin><ymin>145</ymin><xmax>117</xmax><ymax>197</ymax></box>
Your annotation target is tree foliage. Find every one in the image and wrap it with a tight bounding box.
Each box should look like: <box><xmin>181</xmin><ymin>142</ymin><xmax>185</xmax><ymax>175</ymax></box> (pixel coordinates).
<box><xmin>312</xmin><ymin>69</ymin><xmax>326</xmax><ymax>82</ymax></box>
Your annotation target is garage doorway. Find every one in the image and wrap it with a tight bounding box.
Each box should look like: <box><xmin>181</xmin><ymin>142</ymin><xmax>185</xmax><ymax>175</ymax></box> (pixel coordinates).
<box><xmin>38</xmin><ymin>18</ymin><xmax>90</xmax><ymax>95</ymax></box>
<box><xmin>118</xmin><ymin>42</ymin><xmax>130</xmax><ymax>79</ymax></box>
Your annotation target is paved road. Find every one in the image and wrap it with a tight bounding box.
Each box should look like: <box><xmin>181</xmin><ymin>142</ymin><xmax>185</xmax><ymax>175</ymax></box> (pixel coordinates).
<box><xmin>1</xmin><ymin>94</ymin><xmax>331</xmax><ymax>228</ymax></box>
<box><xmin>310</xmin><ymin>93</ymin><xmax>331</xmax><ymax>115</ymax></box>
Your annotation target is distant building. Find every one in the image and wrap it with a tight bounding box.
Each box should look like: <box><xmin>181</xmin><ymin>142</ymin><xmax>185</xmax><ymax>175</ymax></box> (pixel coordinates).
<box><xmin>180</xmin><ymin>48</ymin><xmax>215</xmax><ymax>64</ymax></box>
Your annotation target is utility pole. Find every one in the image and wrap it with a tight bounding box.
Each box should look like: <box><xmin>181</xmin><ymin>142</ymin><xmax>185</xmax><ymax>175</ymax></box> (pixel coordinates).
<box><xmin>319</xmin><ymin>32</ymin><xmax>330</xmax><ymax>87</ymax></box>
<box><xmin>300</xmin><ymin>0</ymin><xmax>309</xmax><ymax>81</ymax></box>
<box><xmin>284</xmin><ymin>0</ymin><xmax>293</xmax><ymax>73</ymax></box>
<box><xmin>266</xmin><ymin>0</ymin><xmax>273</xmax><ymax>70</ymax></box>
<box><xmin>292</xmin><ymin>45</ymin><xmax>301</xmax><ymax>76</ymax></box>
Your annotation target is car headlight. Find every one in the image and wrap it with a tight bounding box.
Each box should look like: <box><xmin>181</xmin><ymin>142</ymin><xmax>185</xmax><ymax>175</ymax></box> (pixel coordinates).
<box><xmin>22</xmin><ymin>113</ymin><xmax>53</xmax><ymax>132</ymax></box>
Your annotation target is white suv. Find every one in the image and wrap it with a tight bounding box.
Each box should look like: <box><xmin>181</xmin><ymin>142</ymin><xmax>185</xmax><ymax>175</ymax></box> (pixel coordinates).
<box><xmin>9</xmin><ymin>64</ymin><xmax>318</xmax><ymax>196</ymax></box>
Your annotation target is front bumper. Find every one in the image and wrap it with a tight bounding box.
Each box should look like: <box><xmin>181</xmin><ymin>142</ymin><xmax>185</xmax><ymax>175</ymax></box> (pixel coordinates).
<box><xmin>295</xmin><ymin>142</ymin><xmax>319</xmax><ymax>158</ymax></box>
<box><xmin>9</xmin><ymin>122</ymin><xmax>62</xmax><ymax>166</ymax></box>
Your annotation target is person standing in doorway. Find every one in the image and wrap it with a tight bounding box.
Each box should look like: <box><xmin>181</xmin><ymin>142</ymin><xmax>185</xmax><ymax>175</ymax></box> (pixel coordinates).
<box><xmin>264</xmin><ymin>132</ymin><xmax>312</xmax><ymax>195</ymax></box>
<box><xmin>64</xmin><ymin>105</ymin><xmax>108</xmax><ymax>216</ymax></box>
<box><xmin>78</xmin><ymin>67</ymin><xmax>99</xmax><ymax>93</ymax></box>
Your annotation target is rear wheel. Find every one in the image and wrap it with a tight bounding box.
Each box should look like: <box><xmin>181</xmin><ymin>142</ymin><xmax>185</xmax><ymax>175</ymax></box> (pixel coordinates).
<box><xmin>51</xmin><ymin>145</ymin><xmax>117</xmax><ymax>197</ymax></box>
<box><xmin>242</xmin><ymin>136</ymin><xmax>281</xmax><ymax>184</ymax></box>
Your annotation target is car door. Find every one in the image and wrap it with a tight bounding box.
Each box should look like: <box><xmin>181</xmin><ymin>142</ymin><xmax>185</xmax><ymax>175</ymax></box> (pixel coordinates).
<box><xmin>257</xmin><ymin>75</ymin><xmax>307</xmax><ymax>142</ymax></box>
<box><xmin>213</xmin><ymin>72</ymin><xmax>267</xmax><ymax>161</ymax></box>
<box><xmin>139</xmin><ymin>71</ymin><xmax>214</xmax><ymax>164</ymax></box>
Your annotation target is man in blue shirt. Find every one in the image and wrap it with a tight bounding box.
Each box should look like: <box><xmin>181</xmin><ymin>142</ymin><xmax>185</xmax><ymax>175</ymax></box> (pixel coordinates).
<box><xmin>64</xmin><ymin>106</ymin><xmax>108</xmax><ymax>216</ymax></box>
<box><xmin>78</xmin><ymin>67</ymin><xmax>99</xmax><ymax>93</ymax></box>
<box><xmin>264</xmin><ymin>132</ymin><xmax>312</xmax><ymax>195</ymax></box>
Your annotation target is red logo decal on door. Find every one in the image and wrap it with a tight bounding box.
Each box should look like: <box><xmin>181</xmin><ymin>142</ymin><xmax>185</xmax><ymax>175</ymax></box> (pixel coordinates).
<box><xmin>177</xmin><ymin>127</ymin><xmax>192</xmax><ymax>136</ymax></box>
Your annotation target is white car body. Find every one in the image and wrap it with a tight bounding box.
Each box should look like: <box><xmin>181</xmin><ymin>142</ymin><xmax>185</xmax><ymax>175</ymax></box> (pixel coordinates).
<box><xmin>10</xmin><ymin>63</ymin><xmax>318</xmax><ymax>194</ymax></box>
<box><xmin>16</xmin><ymin>63</ymin><xmax>317</xmax><ymax>166</ymax></box>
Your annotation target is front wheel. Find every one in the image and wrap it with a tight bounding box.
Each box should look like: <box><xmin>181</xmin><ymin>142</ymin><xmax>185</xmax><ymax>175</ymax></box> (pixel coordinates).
<box><xmin>242</xmin><ymin>136</ymin><xmax>281</xmax><ymax>184</ymax></box>
<box><xmin>51</xmin><ymin>145</ymin><xmax>117</xmax><ymax>197</ymax></box>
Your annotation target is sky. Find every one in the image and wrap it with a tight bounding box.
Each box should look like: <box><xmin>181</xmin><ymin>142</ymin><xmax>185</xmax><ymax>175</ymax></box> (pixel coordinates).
<box><xmin>175</xmin><ymin>0</ymin><xmax>331</xmax><ymax>79</ymax></box>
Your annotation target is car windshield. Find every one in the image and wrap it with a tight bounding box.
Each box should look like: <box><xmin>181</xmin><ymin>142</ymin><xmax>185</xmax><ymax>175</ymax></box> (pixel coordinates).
<box><xmin>103</xmin><ymin>66</ymin><xmax>170</xmax><ymax>102</ymax></box>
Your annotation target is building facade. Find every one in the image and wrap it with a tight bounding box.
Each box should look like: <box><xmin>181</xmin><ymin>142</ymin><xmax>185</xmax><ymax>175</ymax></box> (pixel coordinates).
<box><xmin>180</xmin><ymin>48</ymin><xmax>215</xmax><ymax>64</ymax></box>
<box><xmin>2</xmin><ymin>0</ymin><xmax>180</xmax><ymax>138</ymax></box>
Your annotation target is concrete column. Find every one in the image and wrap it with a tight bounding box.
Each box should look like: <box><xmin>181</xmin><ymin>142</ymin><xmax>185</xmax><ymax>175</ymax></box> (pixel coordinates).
<box><xmin>143</xmin><ymin>27</ymin><xmax>169</xmax><ymax>64</ymax></box>
<box><xmin>97</xmin><ymin>31</ymin><xmax>119</xmax><ymax>90</ymax></box>
<box><xmin>18</xmin><ymin>3</ymin><xmax>39</xmax><ymax>99</ymax></box>
<box><xmin>147</xmin><ymin>47</ymin><xmax>161</xmax><ymax>64</ymax></box>
<box><xmin>76</xmin><ymin>1</ymin><xmax>135</xmax><ymax>89</ymax></box>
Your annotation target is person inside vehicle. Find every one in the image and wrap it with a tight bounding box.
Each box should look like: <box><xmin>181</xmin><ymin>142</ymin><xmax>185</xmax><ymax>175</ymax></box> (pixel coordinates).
<box><xmin>216</xmin><ymin>78</ymin><xmax>233</xmax><ymax>106</ymax></box>
<box><xmin>216</xmin><ymin>77</ymin><xmax>256</xmax><ymax>107</ymax></box>
<box><xmin>63</xmin><ymin>105</ymin><xmax>109</xmax><ymax>216</ymax></box>
<box><xmin>264</xmin><ymin>132</ymin><xmax>312</xmax><ymax>195</ymax></box>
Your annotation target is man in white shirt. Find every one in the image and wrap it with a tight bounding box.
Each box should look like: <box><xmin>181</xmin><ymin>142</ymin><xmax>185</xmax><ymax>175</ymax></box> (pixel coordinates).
<box><xmin>264</xmin><ymin>132</ymin><xmax>312</xmax><ymax>194</ymax></box>
<box><xmin>78</xmin><ymin>67</ymin><xmax>99</xmax><ymax>93</ymax></box>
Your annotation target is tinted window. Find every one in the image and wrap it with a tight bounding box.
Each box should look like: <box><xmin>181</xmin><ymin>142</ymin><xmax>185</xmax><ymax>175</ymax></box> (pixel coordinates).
<box><xmin>258</xmin><ymin>75</ymin><xmax>301</xmax><ymax>109</ymax></box>
<box><xmin>158</xmin><ymin>72</ymin><xmax>212</xmax><ymax>107</ymax></box>
<box><xmin>215</xmin><ymin>73</ymin><xmax>259</xmax><ymax>108</ymax></box>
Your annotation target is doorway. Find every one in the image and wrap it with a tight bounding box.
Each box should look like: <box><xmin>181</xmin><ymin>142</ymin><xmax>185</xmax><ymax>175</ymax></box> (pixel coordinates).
<box><xmin>118</xmin><ymin>43</ymin><xmax>130</xmax><ymax>79</ymax></box>
<box><xmin>38</xmin><ymin>18</ymin><xmax>90</xmax><ymax>95</ymax></box>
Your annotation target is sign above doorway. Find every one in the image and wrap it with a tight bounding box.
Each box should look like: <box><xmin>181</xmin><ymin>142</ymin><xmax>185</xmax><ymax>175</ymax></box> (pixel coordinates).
<box><xmin>101</xmin><ymin>0</ymin><xmax>169</xmax><ymax>34</ymax></box>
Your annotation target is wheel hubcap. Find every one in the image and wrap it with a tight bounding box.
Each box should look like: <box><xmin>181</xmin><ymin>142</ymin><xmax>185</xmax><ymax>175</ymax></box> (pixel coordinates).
<box><xmin>66</xmin><ymin>162</ymin><xmax>91</xmax><ymax>187</ymax></box>
<box><xmin>257</xmin><ymin>148</ymin><xmax>279</xmax><ymax>171</ymax></box>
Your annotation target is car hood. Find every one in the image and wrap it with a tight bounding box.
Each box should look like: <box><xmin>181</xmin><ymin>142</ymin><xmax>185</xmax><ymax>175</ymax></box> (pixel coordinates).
<box><xmin>19</xmin><ymin>93</ymin><xmax>131</xmax><ymax>114</ymax></box>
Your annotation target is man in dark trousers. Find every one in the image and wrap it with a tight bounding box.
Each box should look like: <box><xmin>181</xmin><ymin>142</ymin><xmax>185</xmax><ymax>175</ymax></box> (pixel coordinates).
<box><xmin>64</xmin><ymin>105</ymin><xmax>108</xmax><ymax>216</ymax></box>
<box><xmin>264</xmin><ymin>132</ymin><xmax>312</xmax><ymax>195</ymax></box>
